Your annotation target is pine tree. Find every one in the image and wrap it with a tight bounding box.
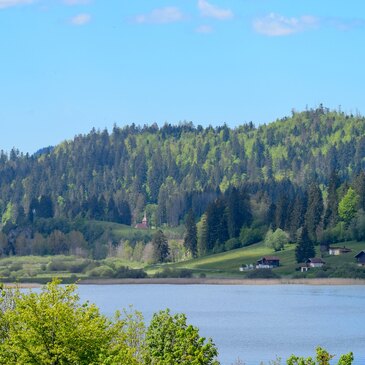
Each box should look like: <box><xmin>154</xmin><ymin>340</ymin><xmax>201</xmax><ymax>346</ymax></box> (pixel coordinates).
<box><xmin>324</xmin><ymin>170</ymin><xmax>340</xmax><ymax>229</ymax></box>
<box><xmin>305</xmin><ymin>183</ymin><xmax>323</xmax><ymax>241</ymax></box>
<box><xmin>184</xmin><ymin>210</ymin><xmax>197</xmax><ymax>258</ymax></box>
<box><xmin>295</xmin><ymin>225</ymin><xmax>315</xmax><ymax>263</ymax></box>
<box><xmin>152</xmin><ymin>230</ymin><xmax>169</xmax><ymax>263</ymax></box>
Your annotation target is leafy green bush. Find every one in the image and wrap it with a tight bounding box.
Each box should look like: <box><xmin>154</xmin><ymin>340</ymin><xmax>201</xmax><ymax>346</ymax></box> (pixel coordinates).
<box><xmin>154</xmin><ymin>268</ymin><xmax>193</xmax><ymax>278</ymax></box>
<box><xmin>113</xmin><ymin>266</ymin><xmax>147</xmax><ymax>279</ymax></box>
<box><xmin>239</xmin><ymin>226</ymin><xmax>265</xmax><ymax>247</ymax></box>
<box><xmin>246</xmin><ymin>269</ymin><xmax>280</xmax><ymax>279</ymax></box>
<box><xmin>224</xmin><ymin>238</ymin><xmax>241</xmax><ymax>251</ymax></box>
<box><xmin>87</xmin><ymin>265</ymin><xmax>115</xmax><ymax>278</ymax></box>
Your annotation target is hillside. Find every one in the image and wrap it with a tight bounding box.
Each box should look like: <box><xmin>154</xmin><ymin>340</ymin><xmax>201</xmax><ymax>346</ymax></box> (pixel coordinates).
<box><xmin>1</xmin><ymin>106</ymin><xmax>365</xmax><ymax>269</ymax></box>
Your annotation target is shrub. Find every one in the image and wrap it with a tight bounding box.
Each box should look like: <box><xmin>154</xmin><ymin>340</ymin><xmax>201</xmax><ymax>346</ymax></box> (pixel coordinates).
<box><xmin>224</xmin><ymin>238</ymin><xmax>241</xmax><ymax>251</ymax></box>
<box><xmin>47</xmin><ymin>260</ymin><xmax>68</xmax><ymax>272</ymax></box>
<box><xmin>87</xmin><ymin>265</ymin><xmax>115</xmax><ymax>278</ymax></box>
<box><xmin>239</xmin><ymin>226</ymin><xmax>265</xmax><ymax>247</ymax></box>
<box><xmin>246</xmin><ymin>269</ymin><xmax>280</xmax><ymax>279</ymax></box>
<box><xmin>154</xmin><ymin>268</ymin><xmax>193</xmax><ymax>278</ymax></box>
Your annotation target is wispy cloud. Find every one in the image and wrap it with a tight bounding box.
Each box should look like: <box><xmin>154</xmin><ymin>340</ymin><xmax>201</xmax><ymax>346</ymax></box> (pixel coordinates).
<box><xmin>196</xmin><ymin>25</ymin><xmax>213</xmax><ymax>33</ymax></box>
<box><xmin>253</xmin><ymin>13</ymin><xmax>318</xmax><ymax>36</ymax></box>
<box><xmin>134</xmin><ymin>7</ymin><xmax>184</xmax><ymax>24</ymax></box>
<box><xmin>0</xmin><ymin>0</ymin><xmax>34</xmax><ymax>9</ymax></box>
<box><xmin>198</xmin><ymin>0</ymin><xmax>233</xmax><ymax>20</ymax></box>
<box><xmin>63</xmin><ymin>0</ymin><xmax>90</xmax><ymax>5</ymax></box>
<box><xmin>70</xmin><ymin>13</ymin><xmax>91</xmax><ymax>25</ymax></box>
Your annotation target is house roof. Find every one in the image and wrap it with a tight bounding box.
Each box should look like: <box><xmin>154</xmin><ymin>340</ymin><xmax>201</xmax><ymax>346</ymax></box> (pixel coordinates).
<box><xmin>329</xmin><ymin>246</ymin><xmax>351</xmax><ymax>251</ymax></box>
<box><xmin>260</xmin><ymin>256</ymin><xmax>280</xmax><ymax>261</ymax></box>
<box><xmin>306</xmin><ymin>258</ymin><xmax>325</xmax><ymax>264</ymax></box>
<box><xmin>354</xmin><ymin>251</ymin><xmax>365</xmax><ymax>258</ymax></box>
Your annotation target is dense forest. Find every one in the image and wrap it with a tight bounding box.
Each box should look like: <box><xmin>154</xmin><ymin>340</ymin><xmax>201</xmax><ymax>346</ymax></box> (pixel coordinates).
<box><xmin>1</xmin><ymin>105</ymin><xmax>365</xmax><ymax>261</ymax></box>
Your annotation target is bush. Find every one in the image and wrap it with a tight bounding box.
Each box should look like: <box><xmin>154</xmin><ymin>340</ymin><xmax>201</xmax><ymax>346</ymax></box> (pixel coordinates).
<box><xmin>47</xmin><ymin>260</ymin><xmax>68</xmax><ymax>272</ymax></box>
<box><xmin>239</xmin><ymin>226</ymin><xmax>265</xmax><ymax>247</ymax></box>
<box><xmin>87</xmin><ymin>265</ymin><xmax>115</xmax><ymax>278</ymax></box>
<box><xmin>154</xmin><ymin>268</ymin><xmax>193</xmax><ymax>278</ymax></box>
<box><xmin>246</xmin><ymin>269</ymin><xmax>280</xmax><ymax>279</ymax></box>
<box><xmin>113</xmin><ymin>266</ymin><xmax>147</xmax><ymax>279</ymax></box>
<box><xmin>224</xmin><ymin>238</ymin><xmax>241</xmax><ymax>251</ymax></box>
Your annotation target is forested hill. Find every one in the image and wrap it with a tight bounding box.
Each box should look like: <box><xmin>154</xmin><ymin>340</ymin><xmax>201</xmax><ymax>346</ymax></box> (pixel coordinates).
<box><xmin>1</xmin><ymin>105</ymin><xmax>365</xmax><ymax>229</ymax></box>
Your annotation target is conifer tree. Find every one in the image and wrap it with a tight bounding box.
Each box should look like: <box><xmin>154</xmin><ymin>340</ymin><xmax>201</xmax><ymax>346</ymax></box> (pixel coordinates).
<box><xmin>152</xmin><ymin>230</ymin><xmax>169</xmax><ymax>263</ymax></box>
<box><xmin>184</xmin><ymin>209</ymin><xmax>197</xmax><ymax>258</ymax></box>
<box><xmin>324</xmin><ymin>170</ymin><xmax>340</xmax><ymax>229</ymax></box>
<box><xmin>295</xmin><ymin>225</ymin><xmax>315</xmax><ymax>263</ymax></box>
<box><xmin>305</xmin><ymin>183</ymin><xmax>324</xmax><ymax>241</ymax></box>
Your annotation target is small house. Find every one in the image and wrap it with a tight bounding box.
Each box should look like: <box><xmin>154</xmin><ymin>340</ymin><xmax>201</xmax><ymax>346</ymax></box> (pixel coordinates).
<box><xmin>134</xmin><ymin>213</ymin><xmax>148</xmax><ymax>229</ymax></box>
<box><xmin>355</xmin><ymin>251</ymin><xmax>365</xmax><ymax>266</ymax></box>
<box><xmin>256</xmin><ymin>256</ymin><xmax>280</xmax><ymax>269</ymax></box>
<box><xmin>306</xmin><ymin>258</ymin><xmax>325</xmax><ymax>268</ymax></box>
<box><xmin>328</xmin><ymin>246</ymin><xmax>352</xmax><ymax>256</ymax></box>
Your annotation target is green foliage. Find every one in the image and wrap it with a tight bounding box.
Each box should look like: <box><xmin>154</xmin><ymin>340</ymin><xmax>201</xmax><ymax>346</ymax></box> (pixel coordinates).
<box><xmin>144</xmin><ymin>309</ymin><xmax>219</xmax><ymax>365</ymax></box>
<box><xmin>239</xmin><ymin>226</ymin><xmax>265</xmax><ymax>247</ymax></box>
<box><xmin>184</xmin><ymin>209</ymin><xmax>198</xmax><ymax>258</ymax></box>
<box><xmin>0</xmin><ymin>280</ymin><xmax>143</xmax><ymax>365</ymax></box>
<box><xmin>287</xmin><ymin>346</ymin><xmax>353</xmax><ymax>365</ymax></box>
<box><xmin>246</xmin><ymin>268</ymin><xmax>280</xmax><ymax>279</ymax></box>
<box><xmin>1</xmin><ymin>202</ymin><xmax>15</xmax><ymax>225</ymax></box>
<box><xmin>152</xmin><ymin>230</ymin><xmax>169</xmax><ymax>263</ymax></box>
<box><xmin>264</xmin><ymin>228</ymin><xmax>288</xmax><ymax>252</ymax></box>
<box><xmin>154</xmin><ymin>268</ymin><xmax>193</xmax><ymax>278</ymax></box>
<box><xmin>295</xmin><ymin>226</ymin><xmax>315</xmax><ymax>263</ymax></box>
<box><xmin>338</xmin><ymin>187</ymin><xmax>359</xmax><ymax>225</ymax></box>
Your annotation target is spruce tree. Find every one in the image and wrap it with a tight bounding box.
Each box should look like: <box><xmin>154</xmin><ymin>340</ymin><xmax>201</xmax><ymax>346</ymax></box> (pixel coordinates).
<box><xmin>295</xmin><ymin>225</ymin><xmax>315</xmax><ymax>263</ymax></box>
<box><xmin>184</xmin><ymin>209</ymin><xmax>197</xmax><ymax>258</ymax></box>
<box><xmin>305</xmin><ymin>183</ymin><xmax>323</xmax><ymax>241</ymax></box>
<box><xmin>324</xmin><ymin>170</ymin><xmax>340</xmax><ymax>229</ymax></box>
<box><xmin>152</xmin><ymin>230</ymin><xmax>169</xmax><ymax>263</ymax></box>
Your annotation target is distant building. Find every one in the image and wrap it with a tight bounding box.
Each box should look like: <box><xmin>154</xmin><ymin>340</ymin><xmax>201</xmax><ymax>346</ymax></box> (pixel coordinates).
<box><xmin>306</xmin><ymin>258</ymin><xmax>325</xmax><ymax>268</ymax></box>
<box><xmin>328</xmin><ymin>246</ymin><xmax>352</xmax><ymax>256</ymax></box>
<box><xmin>135</xmin><ymin>212</ymin><xmax>148</xmax><ymax>229</ymax></box>
<box><xmin>256</xmin><ymin>256</ymin><xmax>280</xmax><ymax>269</ymax></box>
<box><xmin>354</xmin><ymin>251</ymin><xmax>365</xmax><ymax>266</ymax></box>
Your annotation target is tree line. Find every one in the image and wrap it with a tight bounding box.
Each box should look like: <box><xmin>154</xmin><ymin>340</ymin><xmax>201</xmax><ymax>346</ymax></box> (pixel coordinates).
<box><xmin>1</xmin><ymin>106</ymin><xmax>365</xmax><ymax>261</ymax></box>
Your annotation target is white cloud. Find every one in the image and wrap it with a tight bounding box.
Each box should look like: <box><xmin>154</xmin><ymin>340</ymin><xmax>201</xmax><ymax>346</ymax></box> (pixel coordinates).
<box><xmin>196</xmin><ymin>25</ymin><xmax>213</xmax><ymax>33</ymax></box>
<box><xmin>198</xmin><ymin>0</ymin><xmax>233</xmax><ymax>20</ymax></box>
<box><xmin>134</xmin><ymin>7</ymin><xmax>184</xmax><ymax>24</ymax></box>
<box><xmin>63</xmin><ymin>0</ymin><xmax>90</xmax><ymax>5</ymax></box>
<box><xmin>253</xmin><ymin>13</ymin><xmax>318</xmax><ymax>36</ymax></box>
<box><xmin>70</xmin><ymin>13</ymin><xmax>91</xmax><ymax>25</ymax></box>
<box><xmin>0</xmin><ymin>0</ymin><xmax>34</xmax><ymax>9</ymax></box>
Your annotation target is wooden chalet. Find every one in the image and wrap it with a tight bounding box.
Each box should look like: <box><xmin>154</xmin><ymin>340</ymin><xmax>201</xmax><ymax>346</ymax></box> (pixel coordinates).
<box><xmin>355</xmin><ymin>251</ymin><xmax>365</xmax><ymax>266</ymax></box>
<box><xmin>256</xmin><ymin>256</ymin><xmax>280</xmax><ymax>269</ymax></box>
<box><xmin>328</xmin><ymin>246</ymin><xmax>352</xmax><ymax>256</ymax></box>
<box><xmin>306</xmin><ymin>258</ymin><xmax>325</xmax><ymax>268</ymax></box>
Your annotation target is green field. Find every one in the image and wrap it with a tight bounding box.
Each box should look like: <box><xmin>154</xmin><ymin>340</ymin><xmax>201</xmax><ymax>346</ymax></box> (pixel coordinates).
<box><xmin>0</xmin><ymin>237</ymin><xmax>364</xmax><ymax>282</ymax></box>
<box><xmin>166</xmin><ymin>240</ymin><xmax>365</xmax><ymax>278</ymax></box>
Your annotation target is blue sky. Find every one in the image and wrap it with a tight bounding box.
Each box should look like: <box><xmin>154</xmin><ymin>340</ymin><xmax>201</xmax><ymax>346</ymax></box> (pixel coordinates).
<box><xmin>1</xmin><ymin>0</ymin><xmax>364</xmax><ymax>153</ymax></box>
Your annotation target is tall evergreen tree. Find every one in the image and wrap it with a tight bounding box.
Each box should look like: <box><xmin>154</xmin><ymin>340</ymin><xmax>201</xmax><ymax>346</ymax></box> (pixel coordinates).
<box><xmin>152</xmin><ymin>230</ymin><xmax>169</xmax><ymax>263</ymax></box>
<box><xmin>305</xmin><ymin>183</ymin><xmax>324</xmax><ymax>241</ymax></box>
<box><xmin>205</xmin><ymin>198</ymin><xmax>228</xmax><ymax>252</ymax></box>
<box><xmin>183</xmin><ymin>209</ymin><xmax>197</xmax><ymax>258</ymax></box>
<box><xmin>295</xmin><ymin>225</ymin><xmax>315</xmax><ymax>263</ymax></box>
<box><xmin>324</xmin><ymin>170</ymin><xmax>340</xmax><ymax>229</ymax></box>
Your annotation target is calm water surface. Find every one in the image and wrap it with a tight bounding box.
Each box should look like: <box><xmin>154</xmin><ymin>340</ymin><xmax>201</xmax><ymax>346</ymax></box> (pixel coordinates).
<box><xmin>76</xmin><ymin>285</ymin><xmax>365</xmax><ymax>365</ymax></box>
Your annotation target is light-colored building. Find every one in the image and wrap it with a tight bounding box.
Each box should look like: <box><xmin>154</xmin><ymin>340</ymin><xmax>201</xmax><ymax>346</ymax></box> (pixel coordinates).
<box><xmin>328</xmin><ymin>246</ymin><xmax>351</xmax><ymax>256</ymax></box>
<box><xmin>306</xmin><ymin>258</ymin><xmax>325</xmax><ymax>268</ymax></box>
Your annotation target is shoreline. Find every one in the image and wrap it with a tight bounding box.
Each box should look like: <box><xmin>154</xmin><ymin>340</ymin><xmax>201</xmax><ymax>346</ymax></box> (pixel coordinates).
<box><xmin>3</xmin><ymin>278</ymin><xmax>365</xmax><ymax>287</ymax></box>
<box><xmin>78</xmin><ymin>277</ymin><xmax>365</xmax><ymax>285</ymax></box>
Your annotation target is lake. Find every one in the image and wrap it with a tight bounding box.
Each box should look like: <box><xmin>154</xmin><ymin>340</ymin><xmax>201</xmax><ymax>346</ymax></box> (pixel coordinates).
<box><xmin>76</xmin><ymin>284</ymin><xmax>365</xmax><ymax>365</ymax></box>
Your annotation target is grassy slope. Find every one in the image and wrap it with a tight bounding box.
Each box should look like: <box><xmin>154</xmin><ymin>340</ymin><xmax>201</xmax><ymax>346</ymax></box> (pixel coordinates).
<box><xmin>168</xmin><ymin>241</ymin><xmax>365</xmax><ymax>277</ymax></box>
